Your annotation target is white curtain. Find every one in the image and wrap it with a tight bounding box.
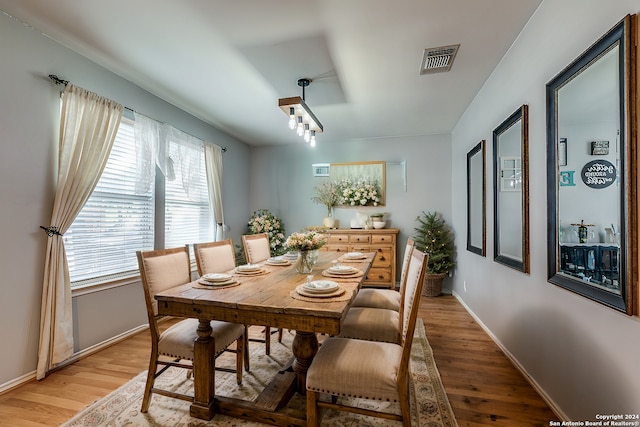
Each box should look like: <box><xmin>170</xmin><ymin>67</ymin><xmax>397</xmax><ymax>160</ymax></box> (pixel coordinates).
<box><xmin>167</xmin><ymin>126</ymin><xmax>204</xmax><ymax>195</ymax></box>
<box><xmin>37</xmin><ymin>85</ymin><xmax>123</xmax><ymax>380</ymax></box>
<box><xmin>134</xmin><ymin>112</ymin><xmax>205</xmax><ymax>190</ymax></box>
<box><xmin>204</xmin><ymin>143</ymin><xmax>226</xmax><ymax>240</ymax></box>
<box><xmin>133</xmin><ymin>112</ymin><xmax>163</xmax><ymax>193</ymax></box>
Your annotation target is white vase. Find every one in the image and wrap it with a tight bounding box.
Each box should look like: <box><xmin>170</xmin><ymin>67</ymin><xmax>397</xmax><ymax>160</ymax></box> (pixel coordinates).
<box><xmin>323</xmin><ymin>216</ymin><xmax>335</xmax><ymax>228</ymax></box>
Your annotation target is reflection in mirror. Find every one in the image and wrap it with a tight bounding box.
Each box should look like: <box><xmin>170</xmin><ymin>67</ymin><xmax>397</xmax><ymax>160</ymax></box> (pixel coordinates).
<box><xmin>546</xmin><ymin>15</ymin><xmax>636</xmax><ymax>314</ymax></box>
<box><xmin>493</xmin><ymin>105</ymin><xmax>529</xmax><ymax>273</ymax></box>
<box><xmin>330</xmin><ymin>161</ymin><xmax>386</xmax><ymax>206</ymax></box>
<box><xmin>467</xmin><ymin>140</ymin><xmax>486</xmax><ymax>256</ymax></box>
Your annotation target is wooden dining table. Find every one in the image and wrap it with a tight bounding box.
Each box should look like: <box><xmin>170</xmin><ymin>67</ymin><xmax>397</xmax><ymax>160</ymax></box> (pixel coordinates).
<box><xmin>154</xmin><ymin>250</ymin><xmax>374</xmax><ymax>426</ymax></box>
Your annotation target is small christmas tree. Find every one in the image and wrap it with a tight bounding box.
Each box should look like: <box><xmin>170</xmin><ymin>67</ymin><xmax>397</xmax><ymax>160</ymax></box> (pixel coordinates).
<box><xmin>413</xmin><ymin>211</ymin><xmax>456</xmax><ymax>275</ymax></box>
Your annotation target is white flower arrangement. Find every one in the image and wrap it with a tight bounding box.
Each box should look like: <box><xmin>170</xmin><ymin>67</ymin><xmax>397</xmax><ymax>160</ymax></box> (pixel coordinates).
<box><xmin>247</xmin><ymin>209</ymin><xmax>286</xmax><ymax>255</ymax></box>
<box><xmin>285</xmin><ymin>231</ymin><xmax>327</xmax><ymax>252</ymax></box>
<box><xmin>336</xmin><ymin>178</ymin><xmax>381</xmax><ymax>206</ymax></box>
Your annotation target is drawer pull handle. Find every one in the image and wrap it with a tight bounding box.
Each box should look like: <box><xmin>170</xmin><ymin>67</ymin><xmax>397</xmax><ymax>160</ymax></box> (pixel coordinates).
<box><xmin>379</xmin><ymin>256</ymin><xmax>386</xmax><ymax>261</ymax></box>
<box><xmin>378</xmin><ymin>275</ymin><xmax>384</xmax><ymax>279</ymax></box>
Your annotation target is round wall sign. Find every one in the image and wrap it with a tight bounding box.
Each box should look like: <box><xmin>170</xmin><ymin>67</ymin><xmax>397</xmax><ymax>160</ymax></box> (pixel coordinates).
<box><xmin>581</xmin><ymin>160</ymin><xmax>616</xmax><ymax>189</ymax></box>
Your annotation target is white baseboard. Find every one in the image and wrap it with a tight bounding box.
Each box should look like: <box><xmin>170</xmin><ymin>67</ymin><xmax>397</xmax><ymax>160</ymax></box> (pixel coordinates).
<box><xmin>0</xmin><ymin>324</ymin><xmax>149</xmax><ymax>395</ymax></box>
<box><xmin>0</xmin><ymin>371</ymin><xmax>36</xmax><ymax>394</ymax></box>
<box><xmin>451</xmin><ymin>291</ymin><xmax>568</xmax><ymax>421</ymax></box>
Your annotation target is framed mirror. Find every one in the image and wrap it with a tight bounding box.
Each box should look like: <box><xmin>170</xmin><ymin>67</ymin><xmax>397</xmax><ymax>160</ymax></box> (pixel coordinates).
<box><xmin>546</xmin><ymin>15</ymin><xmax>636</xmax><ymax>314</ymax></box>
<box><xmin>330</xmin><ymin>161</ymin><xmax>386</xmax><ymax>206</ymax></box>
<box><xmin>467</xmin><ymin>140</ymin><xmax>486</xmax><ymax>256</ymax></box>
<box><xmin>493</xmin><ymin>105</ymin><xmax>530</xmax><ymax>273</ymax></box>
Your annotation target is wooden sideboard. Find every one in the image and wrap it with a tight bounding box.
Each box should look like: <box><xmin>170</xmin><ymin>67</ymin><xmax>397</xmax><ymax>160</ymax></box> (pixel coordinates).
<box><xmin>322</xmin><ymin>228</ymin><xmax>399</xmax><ymax>289</ymax></box>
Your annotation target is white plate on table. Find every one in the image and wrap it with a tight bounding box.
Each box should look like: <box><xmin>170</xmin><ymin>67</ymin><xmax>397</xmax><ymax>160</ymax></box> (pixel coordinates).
<box><xmin>197</xmin><ymin>278</ymin><xmax>237</xmax><ymax>287</ymax></box>
<box><xmin>266</xmin><ymin>256</ymin><xmax>289</xmax><ymax>265</ymax></box>
<box><xmin>327</xmin><ymin>265</ymin><xmax>358</xmax><ymax>275</ymax></box>
<box><xmin>343</xmin><ymin>252</ymin><xmax>366</xmax><ymax>260</ymax></box>
<box><xmin>303</xmin><ymin>280</ymin><xmax>339</xmax><ymax>294</ymax></box>
<box><xmin>236</xmin><ymin>264</ymin><xmax>261</xmax><ymax>273</ymax></box>
<box><xmin>283</xmin><ymin>252</ymin><xmax>299</xmax><ymax>260</ymax></box>
<box><xmin>201</xmin><ymin>273</ymin><xmax>232</xmax><ymax>282</ymax></box>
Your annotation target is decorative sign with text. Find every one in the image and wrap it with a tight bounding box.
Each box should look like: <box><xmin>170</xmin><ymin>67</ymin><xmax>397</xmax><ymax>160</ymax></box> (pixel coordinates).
<box><xmin>590</xmin><ymin>140</ymin><xmax>609</xmax><ymax>155</ymax></box>
<box><xmin>581</xmin><ymin>160</ymin><xmax>616</xmax><ymax>189</ymax></box>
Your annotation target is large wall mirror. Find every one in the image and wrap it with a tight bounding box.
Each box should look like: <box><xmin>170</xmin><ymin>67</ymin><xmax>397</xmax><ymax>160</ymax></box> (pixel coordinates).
<box><xmin>467</xmin><ymin>140</ymin><xmax>486</xmax><ymax>256</ymax></box>
<box><xmin>493</xmin><ymin>105</ymin><xmax>530</xmax><ymax>273</ymax></box>
<box><xmin>546</xmin><ymin>15</ymin><xmax>636</xmax><ymax>314</ymax></box>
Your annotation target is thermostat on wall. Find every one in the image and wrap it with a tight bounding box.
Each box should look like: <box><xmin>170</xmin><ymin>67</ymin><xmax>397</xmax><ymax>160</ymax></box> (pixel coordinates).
<box><xmin>312</xmin><ymin>163</ymin><xmax>330</xmax><ymax>177</ymax></box>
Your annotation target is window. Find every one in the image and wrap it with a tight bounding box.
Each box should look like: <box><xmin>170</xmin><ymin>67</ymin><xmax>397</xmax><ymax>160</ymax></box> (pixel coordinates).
<box><xmin>164</xmin><ymin>136</ymin><xmax>213</xmax><ymax>248</ymax></box>
<box><xmin>65</xmin><ymin>117</ymin><xmax>154</xmax><ymax>284</ymax></box>
<box><xmin>66</xmin><ymin>116</ymin><xmax>215</xmax><ymax>287</ymax></box>
<box><xmin>500</xmin><ymin>156</ymin><xmax>522</xmax><ymax>192</ymax></box>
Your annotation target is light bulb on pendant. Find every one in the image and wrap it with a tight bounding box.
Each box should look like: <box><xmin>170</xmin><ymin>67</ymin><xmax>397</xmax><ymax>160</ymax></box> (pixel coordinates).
<box><xmin>310</xmin><ymin>130</ymin><xmax>316</xmax><ymax>147</ymax></box>
<box><xmin>304</xmin><ymin>124</ymin><xmax>310</xmax><ymax>142</ymax></box>
<box><xmin>287</xmin><ymin>107</ymin><xmax>296</xmax><ymax>130</ymax></box>
<box><xmin>296</xmin><ymin>117</ymin><xmax>304</xmax><ymax>136</ymax></box>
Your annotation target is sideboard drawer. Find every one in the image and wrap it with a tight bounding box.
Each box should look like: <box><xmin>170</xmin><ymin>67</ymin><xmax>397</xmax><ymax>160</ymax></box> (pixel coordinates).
<box><xmin>371</xmin><ymin>248</ymin><xmax>392</xmax><ymax>267</ymax></box>
<box><xmin>365</xmin><ymin>267</ymin><xmax>392</xmax><ymax>284</ymax></box>
<box><xmin>350</xmin><ymin>234</ymin><xmax>371</xmax><ymax>244</ymax></box>
<box><xmin>329</xmin><ymin>234</ymin><xmax>350</xmax><ymax>244</ymax></box>
<box><xmin>372</xmin><ymin>234</ymin><xmax>395</xmax><ymax>244</ymax></box>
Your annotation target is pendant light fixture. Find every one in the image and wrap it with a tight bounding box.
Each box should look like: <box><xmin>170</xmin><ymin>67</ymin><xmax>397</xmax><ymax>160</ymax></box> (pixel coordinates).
<box><xmin>279</xmin><ymin>78</ymin><xmax>323</xmax><ymax>146</ymax></box>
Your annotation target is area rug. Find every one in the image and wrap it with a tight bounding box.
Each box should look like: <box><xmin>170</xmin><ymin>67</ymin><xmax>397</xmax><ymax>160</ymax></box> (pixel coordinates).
<box><xmin>61</xmin><ymin>319</ymin><xmax>457</xmax><ymax>426</ymax></box>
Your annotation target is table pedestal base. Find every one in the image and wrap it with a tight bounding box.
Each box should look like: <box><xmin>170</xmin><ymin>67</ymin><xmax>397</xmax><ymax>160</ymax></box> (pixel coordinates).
<box><xmin>189</xmin><ymin>328</ymin><xmax>317</xmax><ymax>425</ymax></box>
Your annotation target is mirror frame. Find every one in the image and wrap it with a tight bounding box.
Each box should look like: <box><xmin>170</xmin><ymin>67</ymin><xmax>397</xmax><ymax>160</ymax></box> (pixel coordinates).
<box><xmin>493</xmin><ymin>105</ymin><xmax>530</xmax><ymax>273</ymax></box>
<box><xmin>546</xmin><ymin>15</ymin><xmax>636</xmax><ymax>314</ymax></box>
<box><xmin>467</xmin><ymin>140</ymin><xmax>486</xmax><ymax>256</ymax></box>
<box><xmin>329</xmin><ymin>161</ymin><xmax>386</xmax><ymax>206</ymax></box>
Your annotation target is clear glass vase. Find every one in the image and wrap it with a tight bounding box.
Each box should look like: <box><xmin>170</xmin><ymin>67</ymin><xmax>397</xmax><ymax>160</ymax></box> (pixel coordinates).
<box><xmin>295</xmin><ymin>249</ymin><xmax>319</xmax><ymax>274</ymax></box>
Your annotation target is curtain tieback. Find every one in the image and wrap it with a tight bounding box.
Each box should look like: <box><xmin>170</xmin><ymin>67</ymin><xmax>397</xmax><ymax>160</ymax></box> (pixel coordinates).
<box><xmin>40</xmin><ymin>226</ymin><xmax>63</xmax><ymax>237</ymax></box>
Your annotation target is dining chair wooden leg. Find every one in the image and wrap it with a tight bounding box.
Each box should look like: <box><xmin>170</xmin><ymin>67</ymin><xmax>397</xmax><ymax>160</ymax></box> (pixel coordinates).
<box><xmin>141</xmin><ymin>351</ymin><xmax>159</xmax><ymax>413</ymax></box>
<box><xmin>236</xmin><ymin>332</ymin><xmax>244</xmax><ymax>385</ymax></box>
<box><xmin>306</xmin><ymin>389</ymin><xmax>319</xmax><ymax>427</ymax></box>
<box><xmin>399</xmin><ymin>375</ymin><xmax>411</xmax><ymax>426</ymax></box>
<box><xmin>278</xmin><ymin>328</ymin><xmax>283</xmax><ymax>342</ymax></box>
<box><xmin>265</xmin><ymin>326</ymin><xmax>271</xmax><ymax>355</ymax></box>
<box><xmin>243</xmin><ymin>325</ymin><xmax>250</xmax><ymax>371</ymax></box>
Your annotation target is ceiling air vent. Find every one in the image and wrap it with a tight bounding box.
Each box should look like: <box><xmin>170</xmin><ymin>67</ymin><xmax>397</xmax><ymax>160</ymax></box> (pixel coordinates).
<box><xmin>420</xmin><ymin>44</ymin><xmax>460</xmax><ymax>75</ymax></box>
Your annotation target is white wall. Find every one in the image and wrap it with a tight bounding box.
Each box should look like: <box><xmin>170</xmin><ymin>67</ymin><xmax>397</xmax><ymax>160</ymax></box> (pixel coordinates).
<box><xmin>0</xmin><ymin>12</ymin><xmax>251</xmax><ymax>388</ymax></box>
<box><xmin>250</xmin><ymin>134</ymin><xmax>453</xmax><ymax>281</ymax></box>
<box><xmin>451</xmin><ymin>0</ymin><xmax>640</xmax><ymax>420</ymax></box>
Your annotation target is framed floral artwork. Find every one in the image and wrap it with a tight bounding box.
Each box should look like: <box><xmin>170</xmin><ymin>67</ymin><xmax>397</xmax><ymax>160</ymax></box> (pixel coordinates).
<box><xmin>329</xmin><ymin>161</ymin><xmax>386</xmax><ymax>206</ymax></box>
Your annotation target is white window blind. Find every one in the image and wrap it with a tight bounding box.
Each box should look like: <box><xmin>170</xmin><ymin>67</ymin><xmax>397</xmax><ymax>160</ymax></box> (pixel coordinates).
<box><xmin>65</xmin><ymin>117</ymin><xmax>154</xmax><ymax>284</ymax></box>
<box><xmin>164</xmin><ymin>137</ymin><xmax>213</xmax><ymax>248</ymax></box>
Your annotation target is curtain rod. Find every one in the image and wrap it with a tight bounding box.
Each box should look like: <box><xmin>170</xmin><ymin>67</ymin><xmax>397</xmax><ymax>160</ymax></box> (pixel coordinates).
<box><xmin>48</xmin><ymin>74</ymin><xmax>227</xmax><ymax>153</ymax></box>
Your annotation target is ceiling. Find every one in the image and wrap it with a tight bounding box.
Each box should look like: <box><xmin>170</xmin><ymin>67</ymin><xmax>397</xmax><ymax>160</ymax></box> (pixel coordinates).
<box><xmin>0</xmin><ymin>0</ymin><xmax>542</xmax><ymax>146</ymax></box>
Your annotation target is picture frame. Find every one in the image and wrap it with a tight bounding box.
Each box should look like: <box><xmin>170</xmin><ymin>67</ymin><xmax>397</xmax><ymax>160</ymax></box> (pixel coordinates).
<box><xmin>558</xmin><ymin>138</ymin><xmax>567</xmax><ymax>166</ymax></box>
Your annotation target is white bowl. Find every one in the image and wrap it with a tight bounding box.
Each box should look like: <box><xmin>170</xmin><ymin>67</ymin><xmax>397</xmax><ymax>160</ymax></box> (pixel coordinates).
<box><xmin>372</xmin><ymin>221</ymin><xmax>386</xmax><ymax>229</ymax></box>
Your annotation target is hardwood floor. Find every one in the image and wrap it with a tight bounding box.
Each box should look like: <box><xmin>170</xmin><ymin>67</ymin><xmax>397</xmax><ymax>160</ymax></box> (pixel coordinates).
<box><xmin>420</xmin><ymin>295</ymin><xmax>557</xmax><ymax>426</ymax></box>
<box><xmin>0</xmin><ymin>295</ymin><xmax>557</xmax><ymax>426</ymax></box>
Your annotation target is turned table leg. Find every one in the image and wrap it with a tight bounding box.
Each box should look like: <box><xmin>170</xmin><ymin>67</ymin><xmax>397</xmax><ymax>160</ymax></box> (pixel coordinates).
<box><xmin>190</xmin><ymin>319</ymin><xmax>216</xmax><ymax>420</ymax></box>
<box><xmin>291</xmin><ymin>331</ymin><xmax>319</xmax><ymax>394</ymax></box>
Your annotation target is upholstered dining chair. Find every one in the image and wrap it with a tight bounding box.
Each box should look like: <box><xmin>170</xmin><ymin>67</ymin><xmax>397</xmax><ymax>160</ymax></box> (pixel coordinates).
<box><xmin>136</xmin><ymin>246</ymin><xmax>245</xmax><ymax>413</ymax></box>
<box><xmin>306</xmin><ymin>249</ymin><xmax>428</xmax><ymax>426</ymax></box>
<box><xmin>240</xmin><ymin>233</ymin><xmax>283</xmax><ymax>353</ymax></box>
<box><xmin>351</xmin><ymin>238</ymin><xmax>415</xmax><ymax>312</ymax></box>
<box><xmin>193</xmin><ymin>239</ymin><xmax>250</xmax><ymax>370</ymax></box>
<box><xmin>241</xmin><ymin>233</ymin><xmax>272</xmax><ymax>264</ymax></box>
<box><xmin>193</xmin><ymin>238</ymin><xmax>237</xmax><ymax>275</ymax></box>
<box><xmin>338</xmin><ymin>239</ymin><xmax>416</xmax><ymax>344</ymax></box>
